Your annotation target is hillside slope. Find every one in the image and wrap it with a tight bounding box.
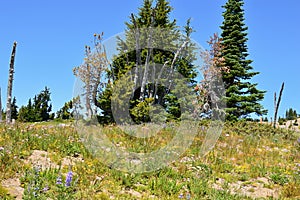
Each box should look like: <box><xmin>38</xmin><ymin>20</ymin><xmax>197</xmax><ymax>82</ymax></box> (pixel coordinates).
<box><xmin>0</xmin><ymin>121</ymin><xmax>299</xmax><ymax>199</ymax></box>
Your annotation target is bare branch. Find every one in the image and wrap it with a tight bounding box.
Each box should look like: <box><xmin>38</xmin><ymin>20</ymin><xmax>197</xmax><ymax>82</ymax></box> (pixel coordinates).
<box><xmin>167</xmin><ymin>41</ymin><xmax>188</xmax><ymax>91</ymax></box>
<box><xmin>73</xmin><ymin>34</ymin><xmax>109</xmax><ymax>118</ymax></box>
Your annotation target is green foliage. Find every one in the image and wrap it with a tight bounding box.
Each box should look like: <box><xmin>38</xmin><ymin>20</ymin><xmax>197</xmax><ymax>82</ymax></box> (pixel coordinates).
<box><xmin>285</xmin><ymin>108</ymin><xmax>298</xmax><ymax>120</ymax></box>
<box><xmin>0</xmin><ymin>97</ymin><xmax>18</xmax><ymax>121</ymax></box>
<box><xmin>263</xmin><ymin>117</ymin><xmax>268</xmax><ymax>122</ymax></box>
<box><xmin>56</xmin><ymin>100</ymin><xmax>73</xmax><ymax>120</ymax></box>
<box><xmin>21</xmin><ymin>166</ymin><xmax>77</xmax><ymax>199</ymax></box>
<box><xmin>97</xmin><ymin>84</ymin><xmax>113</xmax><ymax>124</ymax></box>
<box><xmin>18</xmin><ymin>87</ymin><xmax>53</xmax><ymax>122</ymax></box>
<box><xmin>220</xmin><ymin>0</ymin><xmax>267</xmax><ymax>120</ymax></box>
<box><xmin>130</xmin><ymin>97</ymin><xmax>154</xmax><ymax>123</ymax></box>
<box><xmin>97</xmin><ymin>0</ymin><xmax>197</xmax><ymax>124</ymax></box>
<box><xmin>0</xmin><ymin>121</ymin><xmax>300</xmax><ymax>199</ymax></box>
<box><xmin>278</xmin><ymin>116</ymin><xmax>285</xmax><ymax>125</ymax></box>
<box><xmin>11</xmin><ymin>97</ymin><xmax>18</xmax><ymax>120</ymax></box>
<box><xmin>18</xmin><ymin>99</ymin><xmax>34</xmax><ymax>122</ymax></box>
<box><xmin>0</xmin><ymin>185</ymin><xmax>10</xmax><ymax>199</ymax></box>
<box><xmin>270</xmin><ymin>172</ymin><xmax>289</xmax><ymax>186</ymax></box>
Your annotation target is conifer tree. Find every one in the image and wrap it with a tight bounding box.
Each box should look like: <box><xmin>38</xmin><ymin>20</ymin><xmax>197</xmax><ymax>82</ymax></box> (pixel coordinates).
<box><xmin>18</xmin><ymin>87</ymin><xmax>52</xmax><ymax>122</ymax></box>
<box><xmin>33</xmin><ymin>87</ymin><xmax>52</xmax><ymax>121</ymax></box>
<box><xmin>56</xmin><ymin>100</ymin><xmax>73</xmax><ymax>120</ymax></box>
<box><xmin>11</xmin><ymin>97</ymin><xmax>18</xmax><ymax>120</ymax></box>
<box><xmin>97</xmin><ymin>0</ymin><xmax>197</xmax><ymax>123</ymax></box>
<box><xmin>220</xmin><ymin>0</ymin><xmax>266</xmax><ymax>120</ymax></box>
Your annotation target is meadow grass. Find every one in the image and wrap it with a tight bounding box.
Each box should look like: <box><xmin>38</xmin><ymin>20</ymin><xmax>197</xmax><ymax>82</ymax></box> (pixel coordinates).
<box><xmin>0</xmin><ymin>121</ymin><xmax>299</xmax><ymax>199</ymax></box>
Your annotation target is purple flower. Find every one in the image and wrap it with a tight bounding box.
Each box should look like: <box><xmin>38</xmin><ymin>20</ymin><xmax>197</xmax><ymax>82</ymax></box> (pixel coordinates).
<box><xmin>65</xmin><ymin>171</ymin><xmax>73</xmax><ymax>187</ymax></box>
<box><xmin>178</xmin><ymin>193</ymin><xmax>184</xmax><ymax>199</ymax></box>
<box><xmin>56</xmin><ymin>175</ymin><xmax>62</xmax><ymax>185</ymax></box>
<box><xmin>297</xmin><ymin>137</ymin><xmax>300</xmax><ymax>144</ymax></box>
<box><xmin>43</xmin><ymin>186</ymin><xmax>49</xmax><ymax>192</ymax></box>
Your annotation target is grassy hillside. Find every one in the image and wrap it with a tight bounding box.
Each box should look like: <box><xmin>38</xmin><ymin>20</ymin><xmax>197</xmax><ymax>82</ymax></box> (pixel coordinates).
<box><xmin>0</xmin><ymin>121</ymin><xmax>299</xmax><ymax>199</ymax></box>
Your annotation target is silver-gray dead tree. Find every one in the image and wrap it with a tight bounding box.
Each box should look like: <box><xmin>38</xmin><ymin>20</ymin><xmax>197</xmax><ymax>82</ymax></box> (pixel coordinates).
<box><xmin>73</xmin><ymin>33</ymin><xmax>109</xmax><ymax>119</ymax></box>
<box><xmin>6</xmin><ymin>41</ymin><xmax>17</xmax><ymax>124</ymax></box>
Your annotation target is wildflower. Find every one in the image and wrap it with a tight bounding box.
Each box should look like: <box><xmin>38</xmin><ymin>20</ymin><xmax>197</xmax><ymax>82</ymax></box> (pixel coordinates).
<box><xmin>65</xmin><ymin>171</ymin><xmax>73</xmax><ymax>187</ymax></box>
<box><xmin>0</xmin><ymin>147</ymin><xmax>4</xmax><ymax>151</ymax></box>
<box><xmin>56</xmin><ymin>175</ymin><xmax>62</xmax><ymax>185</ymax></box>
<box><xmin>43</xmin><ymin>186</ymin><xmax>49</xmax><ymax>192</ymax></box>
<box><xmin>34</xmin><ymin>165</ymin><xmax>41</xmax><ymax>175</ymax></box>
<box><xmin>178</xmin><ymin>193</ymin><xmax>184</xmax><ymax>199</ymax></box>
<box><xmin>297</xmin><ymin>137</ymin><xmax>300</xmax><ymax>144</ymax></box>
<box><xmin>186</xmin><ymin>192</ymin><xmax>191</xmax><ymax>200</ymax></box>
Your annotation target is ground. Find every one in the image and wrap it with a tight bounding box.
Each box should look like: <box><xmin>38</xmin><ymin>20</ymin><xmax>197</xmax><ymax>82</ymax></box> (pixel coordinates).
<box><xmin>0</xmin><ymin>121</ymin><xmax>299</xmax><ymax>199</ymax></box>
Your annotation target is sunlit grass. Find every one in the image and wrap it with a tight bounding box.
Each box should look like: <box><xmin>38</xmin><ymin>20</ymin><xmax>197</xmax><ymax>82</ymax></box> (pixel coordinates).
<box><xmin>0</xmin><ymin>121</ymin><xmax>299</xmax><ymax>199</ymax></box>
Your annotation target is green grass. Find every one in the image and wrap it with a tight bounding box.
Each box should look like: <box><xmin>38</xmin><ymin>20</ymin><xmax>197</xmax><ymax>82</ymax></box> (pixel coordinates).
<box><xmin>0</xmin><ymin>121</ymin><xmax>300</xmax><ymax>199</ymax></box>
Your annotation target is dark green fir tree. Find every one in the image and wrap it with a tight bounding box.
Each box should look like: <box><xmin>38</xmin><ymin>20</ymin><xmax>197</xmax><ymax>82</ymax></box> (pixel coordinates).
<box><xmin>11</xmin><ymin>97</ymin><xmax>18</xmax><ymax>120</ymax></box>
<box><xmin>220</xmin><ymin>0</ymin><xmax>267</xmax><ymax>120</ymax></box>
<box><xmin>97</xmin><ymin>0</ymin><xmax>197</xmax><ymax>124</ymax></box>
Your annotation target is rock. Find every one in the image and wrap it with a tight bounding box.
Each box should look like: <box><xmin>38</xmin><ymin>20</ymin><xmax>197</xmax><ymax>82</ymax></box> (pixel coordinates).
<box><xmin>1</xmin><ymin>178</ymin><xmax>24</xmax><ymax>200</ymax></box>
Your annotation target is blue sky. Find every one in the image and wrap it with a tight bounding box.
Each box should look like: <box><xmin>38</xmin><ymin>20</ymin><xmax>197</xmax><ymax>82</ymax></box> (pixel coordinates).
<box><xmin>0</xmin><ymin>0</ymin><xmax>299</xmax><ymax>119</ymax></box>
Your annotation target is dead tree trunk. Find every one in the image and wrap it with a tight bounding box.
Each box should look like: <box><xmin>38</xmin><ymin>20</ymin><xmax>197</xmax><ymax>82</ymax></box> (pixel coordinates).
<box><xmin>140</xmin><ymin>13</ymin><xmax>154</xmax><ymax>101</ymax></box>
<box><xmin>85</xmin><ymin>64</ymin><xmax>93</xmax><ymax>119</ymax></box>
<box><xmin>273</xmin><ymin>82</ymin><xmax>284</xmax><ymax>128</ymax></box>
<box><xmin>6</xmin><ymin>41</ymin><xmax>17</xmax><ymax>124</ymax></box>
<box><xmin>131</xmin><ymin>14</ymin><xmax>141</xmax><ymax>97</ymax></box>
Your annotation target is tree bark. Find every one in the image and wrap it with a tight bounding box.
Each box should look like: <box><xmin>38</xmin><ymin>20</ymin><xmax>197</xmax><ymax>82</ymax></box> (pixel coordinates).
<box><xmin>140</xmin><ymin>13</ymin><xmax>154</xmax><ymax>101</ymax></box>
<box><xmin>273</xmin><ymin>82</ymin><xmax>284</xmax><ymax>128</ymax></box>
<box><xmin>6</xmin><ymin>41</ymin><xmax>17</xmax><ymax>124</ymax></box>
<box><xmin>131</xmin><ymin>14</ymin><xmax>141</xmax><ymax>97</ymax></box>
<box><xmin>85</xmin><ymin>64</ymin><xmax>93</xmax><ymax>119</ymax></box>
<box><xmin>167</xmin><ymin>41</ymin><xmax>188</xmax><ymax>91</ymax></box>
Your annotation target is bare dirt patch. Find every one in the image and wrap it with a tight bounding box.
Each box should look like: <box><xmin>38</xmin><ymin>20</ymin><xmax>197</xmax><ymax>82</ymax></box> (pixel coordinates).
<box><xmin>1</xmin><ymin>149</ymin><xmax>83</xmax><ymax>199</ymax></box>
<box><xmin>212</xmin><ymin>177</ymin><xmax>279</xmax><ymax>199</ymax></box>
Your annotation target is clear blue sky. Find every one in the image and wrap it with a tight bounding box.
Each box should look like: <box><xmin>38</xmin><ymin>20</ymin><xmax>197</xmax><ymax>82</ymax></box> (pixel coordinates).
<box><xmin>0</xmin><ymin>0</ymin><xmax>299</xmax><ymax>119</ymax></box>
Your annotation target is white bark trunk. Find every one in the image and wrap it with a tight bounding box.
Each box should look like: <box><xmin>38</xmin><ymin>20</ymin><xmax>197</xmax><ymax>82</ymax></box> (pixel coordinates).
<box><xmin>167</xmin><ymin>41</ymin><xmax>188</xmax><ymax>91</ymax></box>
<box><xmin>140</xmin><ymin>26</ymin><xmax>153</xmax><ymax>100</ymax></box>
<box><xmin>131</xmin><ymin>14</ymin><xmax>141</xmax><ymax>97</ymax></box>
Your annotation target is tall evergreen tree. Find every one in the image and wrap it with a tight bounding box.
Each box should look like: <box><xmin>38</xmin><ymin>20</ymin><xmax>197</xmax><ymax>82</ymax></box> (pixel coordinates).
<box><xmin>285</xmin><ymin>108</ymin><xmax>298</xmax><ymax>120</ymax></box>
<box><xmin>11</xmin><ymin>97</ymin><xmax>18</xmax><ymax>120</ymax></box>
<box><xmin>220</xmin><ymin>0</ymin><xmax>266</xmax><ymax>120</ymax></box>
<box><xmin>33</xmin><ymin>87</ymin><xmax>52</xmax><ymax>121</ymax></box>
<box><xmin>97</xmin><ymin>0</ymin><xmax>197</xmax><ymax>123</ymax></box>
<box><xmin>18</xmin><ymin>99</ymin><xmax>34</xmax><ymax>122</ymax></box>
<box><xmin>18</xmin><ymin>87</ymin><xmax>52</xmax><ymax>122</ymax></box>
<box><xmin>56</xmin><ymin>100</ymin><xmax>73</xmax><ymax>120</ymax></box>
